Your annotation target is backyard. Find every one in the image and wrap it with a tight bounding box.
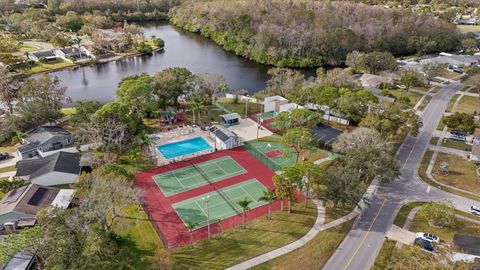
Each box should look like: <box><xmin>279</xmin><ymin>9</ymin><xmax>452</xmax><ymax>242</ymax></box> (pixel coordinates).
<box><xmin>432</xmin><ymin>153</ymin><xmax>480</xmax><ymax>194</ymax></box>
<box><xmin>22</xmin><ymin>60</ymin><xmax>75</xmax><ymax>75</ymax></box>
<box><xmin>383</xmin><ymin>89</ymin><xmax>422</xmax><ymax>108</ymax></box>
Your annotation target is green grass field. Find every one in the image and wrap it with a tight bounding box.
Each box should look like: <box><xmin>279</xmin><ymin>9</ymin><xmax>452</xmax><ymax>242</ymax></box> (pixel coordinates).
<box><xmin>173</xmin><ymin>179</ymin><xmax>268</xmax><ymax>227</ymax></box>
<box><xmin>23</xmin><ymin>60</ymin><xmax>75</xmax><ymax>75</ymax></box>
<box><xmin>433</xmin><ymin>153</ymin><xmax>480</xmax><ymax>194</ymax></box>
<box><xmin>454</xmin><ymin>95</ymin><xmax>480</xmax><ymax>114</ymax></box>
<box><xmin>152</xmin><ymin>156</ymin><xmax>246</xmax><ymax>196</ymax></box>
<box><xmin>18</xmin><ymin>44</ymin><xmax>40</xmax><ymax>52</ymax></box>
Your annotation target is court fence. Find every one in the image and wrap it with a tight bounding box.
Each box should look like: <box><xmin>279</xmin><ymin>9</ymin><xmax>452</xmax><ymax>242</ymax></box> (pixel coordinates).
<box><xmin>243</xmin><ymin>143</ymin><xmax>282</xmax><ymax>172</ymax></box>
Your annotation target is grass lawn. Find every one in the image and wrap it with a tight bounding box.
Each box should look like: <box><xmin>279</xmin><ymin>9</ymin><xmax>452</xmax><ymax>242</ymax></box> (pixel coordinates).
<box><xmin>61</xmin><ymin>107</ymin><xmax>77</xmax><ymax>116</ymax></box>
<box><xmin>185</xmin><ymin>105</ymin><xmax>225</xmax><ymax>126</ymax></box>
<box><xmin>324</xmin><ymin>202</ymin><xmax>355</xmax><ymax>223</ymax></box>
<box><xmin>419</xmin><ymin>150</ymin><xmax>480</xmax><ymax>201</ymax></box>
<box><xmin>417</xmin><ymin>95</ymin><xmax>431</xmax><ymax>111</ymax></box>
<box><xmin>18</xmin><ymin>43</ymin><xmax>40</xmax><ymax>52</ymax></box>
<box><xmin>429</xmin><ymin>86</ymin><xmax>441</xmax><ymax>93</ymax></box>
<box><xmin>114</xmin><ymin>204</ymin><xmax>164</xmax><ymax>269</ymax></box>
<box><xmin>252</xmin><ymin>219</ymin><xmax>355</xmax><ymax>270</ymax></box>
<box><xmin>217</xmin><ymin>98</ymin><xmax>263</xmax><ymax>116</ymax></box>
<box><xmin>441</xmin><ymin>69</ymin><xmax>461</xmax><ymax>80</ymax></box>
<box><xmin>0</xmin><ymin>165</ymin><xmax>16</xmax><ymax>173</ymax></box>
<box><xmin>371</xmin><ymin>239</ymin><xmax>396</xmax><ymax>270</ymax></box>
<box><xmin>393</xmin><ymin>201</ymin><xmax>426</xmax><ymax>227</ymax></box>
<box><xmin>454</xmin><ymin>95</ymin><xmax>480</xmax><ymax>114</ymax></box>
<box><xmin>436</xmin><ymin>116</ymin><xmax>447</xmax><ymax>131</ymax></box>
<box><xmin>432</xmin><ymin>153</ymin><xmax>480</xmax><ymax>194</ymax></box>
<box><xmin>386</xmin><ymin>89</ymin><xmax>422</xmax><ymax>108</ymax></box>
<box><xmin>23</xmin><ymin>60</ymin><xmax>75</xmax><ymax>75</ymax></box>
<box><xmin>429</xmin><ymin>137</ymin><xmax>472</xmax><ymax>152</ymax></box>
<box><xmin>173</xmin><ymin>201</ymin><xmax>318</xmax><ymax>269</ymax></box>
<box><xmin>446</xmin><ymin>94</ymin><xmax>459</xmax><ymax>112</ymax></box>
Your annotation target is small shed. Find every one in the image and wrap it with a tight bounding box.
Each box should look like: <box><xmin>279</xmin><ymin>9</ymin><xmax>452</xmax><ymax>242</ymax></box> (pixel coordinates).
<box><xmin>264</xmin><ymin>96</ymin><xmax>288</xmax><ymax>113</ymax></box>
<box><xmin>220</xmin><ymin>113</ymin><xmax>241</xmax><ymax>126</ymax></box>
<box><xmin>207</xmin><ymin>125</ymin><xmax>240</xmax><ymax>150</ymax></box>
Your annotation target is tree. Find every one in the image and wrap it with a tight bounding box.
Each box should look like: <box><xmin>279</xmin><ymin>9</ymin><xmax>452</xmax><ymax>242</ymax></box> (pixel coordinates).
<box><xmin>0</xmin><ymin>178</ymin><xmax>26</xmax><ymax>194</ymax></box>
<box><xmin>296</xmin><ymin>160</ymin><xmax>324</xmax><ymax>207</ymax></box>
<box><xmin>265</xmin><ymin>67</ymin><xmax>304</xmax><ymax>99</ymax></box>
<box><xmin>422</xmin><ymin>62</ymin><xmax>445</xmax><ymax>84</ymax></box>
<box><xmin>273</xmin><ymin>166</ymin><xmax>303</xmax><ymax>213</ymax></box>
<box><xmin>11</xmin><ymin>131</ymin><xmax>27</xmax><ymax>144</ymax></box>
<box><xmin>78</xmin><ymin>171</ymin><xmax>139</xmax><ymax>238</ymax></box>
<box><xmin>70</xmin><ymin>100</ymin><xmax>102</xmax><ymax>125</ymax></box>
<box><xmin>345</xmin><ymin>51</ymin><xmax>397</xmax><ymax>74</ymax></box>
<box><xmin>322</xmin><ymin>166</ymin><xmax>366</xmax><ymax>208</ymax></box>
<box><xmin>333</xmin><ymin>128</ymin><xmax>390</xmax><ymax>153</ymax></box>
<box><xmin>190</xmin><ymin>101</ymin><xmax>203</xmax><ymax>124</ymax></box>
<box><xmin>236</xmin><ymin>197</ymin><xmax>252</xmax><ymax>229</ymax></box>
<box><xmin>336</xmin><ymin>89</ymin><xmax>377</xmax><ymax>123</ymax></box>
<box><xmin>116</xmin><ymin>73</ymin><xmax>154</xmax><ymax>116</ymax></box>
<box><xmin>316</xmin><ymin>68</ymin><xmax>361</xmax><ymax>90</ymax></box>
<box><xmin>400</xmin><ymin>69</ymin><xmax>423</xmax><ymax>92</ymax></box>
<box><xmin>11</xmin><ymin>75</ymin><xmax>67</xmax><ymax>131</ymax></box>
<box><xmin>259</xmin><ymin>190</ymin><xmax>277</xmax><ymax>220</ymax></box>
<box><xmin>281</xmin><ymin>128</ymin><xmax>313</xmax><ymax>163</ymax></box>
<box><xmin>0</xmin><ymin>67</ymin><xmax>19</xmax><ymax>115</ymax></box>
<box><xmin>152</xmin><ymin>67</ymin><xmax>194</xmax><ymax>109</ymax></box>
<box><xmin>272</xmin><ymin>108</ymin><xmax>320</xmax><ymax>133</ymax></box>
<box><xmin>419</xmin><ymin>201</ymin><xmax>457</xmax><ymax>228</ymax></box>
<box><xmin>185</xmin><ymin>221</ymin><xmax>199</xmax><ymax>246</ymax></box>
<box><xmin>444</xmin><ymin>112</ymin><xmax>476</xmax><ymax>133</ymax></box>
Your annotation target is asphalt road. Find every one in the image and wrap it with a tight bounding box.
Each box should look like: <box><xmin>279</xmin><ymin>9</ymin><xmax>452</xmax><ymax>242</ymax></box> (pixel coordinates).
<box><xmin>323</xmin><ymin>82</ymin><xmax>480</xmax><ymax>270</ymax></box>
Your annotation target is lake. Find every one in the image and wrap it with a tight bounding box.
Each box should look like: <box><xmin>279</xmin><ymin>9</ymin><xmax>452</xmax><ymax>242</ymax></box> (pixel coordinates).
<box><xmin>52</xmin><ymin>23</ymin><xmax>277</xmax><ymax>104</ymax></box>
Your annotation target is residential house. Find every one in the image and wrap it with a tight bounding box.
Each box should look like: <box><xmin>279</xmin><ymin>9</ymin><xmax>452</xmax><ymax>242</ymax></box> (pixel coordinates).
<box><xmin>420</xmin><ymin>53</ymin><xmax>479</xmax><ymax>68</ymax></box>
<box><xmin>54</xmin><ymin>47</ymin><xmax>88</xmax><ymax>62</ymax></box>
<box><xmin>473</xmin><ymin>128</ymin><xmax>480</xmax><ymax>145</ymax></box>
<box><xmin>470</xmin><ymin>144</ymin><xmax>480</xmax><ymax>162</ymax></box>
<box><xmin>15</xmin><ymin>151</ymin><xmax>84</xmax><ymax>186</ymax></box>
<box><xmin>28</xmin><ymin>50</ymin><xmax>58</xmax><ymax>63</ymax></box>
<box><xmin>220</xmin><ymin>113</ymin><xmax>241</xmax><ymax>126</ymax></box>
<box><xmin>1</xmin><ymin>253</ymin><xmax>35</xmax><ymax>270</ymax></box>
<box><xmin>0</xmin><ymin>184</ymin><xmax>74</xmax><ymax>230</ymax></box>
<box><xmin>359</xmin><ymin>73</ymin><xmax>395</xmax><ymax>89</ymax></box>
<box><xmin>17</xmin><ymin>126</ymin><xmax>73</xmax><ymax>159</ymax></box>
<box><xmin>207</xmin><ymin>125</ymin><xmax>240</xmax><ymax>150</ymax></box>
<box><xmin>263</xmin><ymin>96</ymin><xmax>289</xmax><ymax>114</ymax></box>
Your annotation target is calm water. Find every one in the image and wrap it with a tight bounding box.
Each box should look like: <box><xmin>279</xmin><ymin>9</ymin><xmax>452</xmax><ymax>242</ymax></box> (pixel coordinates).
<box><xmin>52</xmin><ymin>23</ymin><xmax>276</xmax><ymax>104</ymax></box>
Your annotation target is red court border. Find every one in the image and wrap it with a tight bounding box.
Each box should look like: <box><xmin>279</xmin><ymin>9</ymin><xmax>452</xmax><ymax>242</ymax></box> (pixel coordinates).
<box><xmin>136</xmin><ymin>147</ymin><xmax>300</xmax><ymax>249</ymax></box>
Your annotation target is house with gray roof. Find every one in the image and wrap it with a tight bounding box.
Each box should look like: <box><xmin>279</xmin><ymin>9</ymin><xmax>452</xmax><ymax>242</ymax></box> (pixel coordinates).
<box><xmin>0</xmin><ymin>184</ymin><xmax>74</xmax><ymax>231</ymax></box>
<box><xmin>15</xmin><ymin>151</ymin><xmax>82</xmax><ymax>186</ymax></box>
<box><xmin>28</xmin><ymin>50</ymin><xmax>58</xmax><ymax>63</ymax></box>
<box><xmin>17</xmin><ymin>126</ymin><xmax>73</xmax><ymax>159</ymax></box>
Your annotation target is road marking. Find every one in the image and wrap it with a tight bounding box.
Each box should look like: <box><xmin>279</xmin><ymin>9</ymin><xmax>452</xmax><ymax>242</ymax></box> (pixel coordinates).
<box><xmin>426</xmin><ymin>186</ymin><xmax>431</xmax><ymax>193</ymax></box>
<box><xmin>343</xmin><ymin>199</ymin><xmax>387</xmax><ymax>270</ymax></box>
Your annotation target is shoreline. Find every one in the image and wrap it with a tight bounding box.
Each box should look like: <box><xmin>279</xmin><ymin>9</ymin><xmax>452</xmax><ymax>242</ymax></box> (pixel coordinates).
<box><xmin>14</xmin><ymin>47</ymin><xmax>165</xmax><ymax>79</ymax></box>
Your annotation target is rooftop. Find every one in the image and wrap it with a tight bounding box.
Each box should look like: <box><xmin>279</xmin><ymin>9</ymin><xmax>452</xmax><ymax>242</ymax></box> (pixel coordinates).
<box><xmin>473</xmin><ymin>128</ymin><xmax>480</xmax><ymax>138</ymax></box>
<box><xmin>208</xmin><ymin>125</ymin><xmax>238</xmax><ymax>143</ymax></box>
<box><xmin>30</xmin><ymin>50</ymin><xmax>56</xmax><ymax>58</ymax></box>
<box><xmin>16</xmin><ymin>151</ymin><xmax>81</xmax><ymax>178</ymax></box>
<box><xmin>0</xmin><ymin>184</ymin><xmax>60</xmax><ymax>217</ymax></box>
<box><xmin>453</xmin><ymin>234</ymin><xmax>480</xmax><ymax>256</ymax></box>
<box><xmin>472</xmin><ymin>144</ymin><xmax>480</xmax><ymax>156</ymax></box>
<box><xmin>220</xmin><ymin>113</ymin><xmax>241</xmax><ymax>121</ymax></box>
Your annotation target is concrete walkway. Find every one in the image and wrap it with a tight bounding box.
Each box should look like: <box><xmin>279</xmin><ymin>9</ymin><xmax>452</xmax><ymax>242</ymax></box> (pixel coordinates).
<box><xmin>394</xmin><ymin>206</ymin><xmax>421</xmax><ymax>249</ymax></box>
<box><xmin>313</xmin><ymin>156</ymin><xmax>333</xmax><ymax>165</ymax></box>
<box><xmin>0</xmin><ymin>171</ymin><xmax>15</xmax><ymax>179</ymax></box>
<box><xmin>427</xmin><ymin>145</ymin><xmax>470</xmax><ymax>157</ymax></box>
<box><xmin>455</xmin><ymin>91</ymin><xmax>479</xmax><ymax>98</ymax></box>
<box><xmin>227</xmin><ymin>180</ymin><xmax>379</xmax><ymax>270</ymax></box>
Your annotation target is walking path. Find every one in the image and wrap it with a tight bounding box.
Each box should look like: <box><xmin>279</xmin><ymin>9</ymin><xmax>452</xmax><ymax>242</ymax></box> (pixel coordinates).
<box><xmin>427</xmin><ymin>145</ymin><xmax>470</xmax><ymax>157</ymax></box>
<box><xmin>227</xmin><ymin>180</ymin><xmax>379</xmax><ymax>270</ymax></box>
<box><xmin>455</xmin><ymin>91</ymin><xmax>479</xmax><ymax>98</ymax></box>
<box><xmin>394</xmin><ymin>206</ymin><xmax>421</xmax><ymax>249</ymax></box>
<box><xmin>313</xmin><ymin>156</ymin><xmax>333</xmax><ymax>165</ymax></box>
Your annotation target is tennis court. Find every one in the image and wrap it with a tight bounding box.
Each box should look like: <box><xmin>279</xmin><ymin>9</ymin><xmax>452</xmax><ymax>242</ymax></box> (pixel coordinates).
<box><xmin>246</xmin><ymin>141</ymin><xmax>296</xmax><ymax>169</ymax></box>
<box><xmin>172</xmin><ymin>179</ymin><xmax>268</xmax><ymax>227</ymax></box>
<box><xmin>152</xmin><ymin>156</ymin><xmax>246</xmax><ymax>196</ymax></box>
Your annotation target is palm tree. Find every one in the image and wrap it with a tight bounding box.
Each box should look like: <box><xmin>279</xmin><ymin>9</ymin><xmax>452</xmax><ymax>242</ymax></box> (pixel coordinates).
<box><xmin>12</xmin><ymin>131</ymin><xmax>27</xmax><ymax>144</ymax></box>
<box><xmin>259</xmin><ymin>190</ymin><xmax>277</xmax><ymax>220</ymax></box>
<box><xmin>190</xmin><ymin>102</ymin><xmax>201</xmax><ymax>124</ymax></box>
<box><xmin>236</xmin><ymin>197</ymin><xmax>252</xmax><ymax>229</ymax></box>
<box><xmin>185</xmin><ymin>221</ymin><xmax>198</xmax><ymax>247</ymax></box>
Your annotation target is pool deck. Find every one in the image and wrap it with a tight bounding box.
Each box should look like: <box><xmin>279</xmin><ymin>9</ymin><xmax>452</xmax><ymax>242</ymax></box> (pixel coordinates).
<box><xmin>151</xmin><ymin>127</ymin><xmax>216</xmax><ymax>166</ymax></box>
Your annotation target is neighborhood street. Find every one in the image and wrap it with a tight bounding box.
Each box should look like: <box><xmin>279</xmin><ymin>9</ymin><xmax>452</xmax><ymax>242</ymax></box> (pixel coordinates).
<box><xmin>323</xmin><ymin>81</ymin><xmax>480</xmax><ymax>270</ymax></box>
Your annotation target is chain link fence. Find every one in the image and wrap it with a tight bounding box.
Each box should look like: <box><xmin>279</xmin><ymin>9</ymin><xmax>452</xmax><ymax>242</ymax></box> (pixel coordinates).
<box><xmin>243</xmin><ymin>143</ymin><xmax>282</xmax><ymax>172</ymax></box>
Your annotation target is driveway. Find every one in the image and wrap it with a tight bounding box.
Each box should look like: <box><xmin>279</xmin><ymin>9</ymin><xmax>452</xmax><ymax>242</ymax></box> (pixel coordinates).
<box><xmin>386</xmin><ymin>225</ymin><xmax>416</xmax><ymax>245</ymax></box>
<box><xmin>22</xmin><ymin>41</ymin><xmax>55</xmax><ymax>51</ymax></box>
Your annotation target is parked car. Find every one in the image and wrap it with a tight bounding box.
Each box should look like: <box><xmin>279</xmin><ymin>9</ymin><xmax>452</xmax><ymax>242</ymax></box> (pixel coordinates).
<box><xmin>414</xmin><ymin>237</ymin><xmax>437</xmax><ymax>252</ymax></box>
<box><xmin>452</xmin><ymin>67</ymin><xmax>463</xmax><ymax>73</ymax></box>
<box><xmin>0</xmin><ymin>152</ymin><xmax>9</xmax><ymax>160</ymax></box>
<box><xmin>416</xmin><ymin>232</ymin><xmax>440</xmax><ymax>243</ymax></box>
<box><xmin>451</xmin><ymin>130</ymin><xmax>467</xmax><ymax>136</ymax></box>
<box><xmin>470</xmin><ymin>206</ymin><xmax>480</xmax><ymax>216</ymax></box>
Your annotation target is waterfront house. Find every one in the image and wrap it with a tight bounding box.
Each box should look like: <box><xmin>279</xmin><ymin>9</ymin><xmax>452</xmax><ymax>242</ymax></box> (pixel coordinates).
<box><xmin>28</xmin><ymin>50</ymin><xmax>58</xmax><ymax>63</ymax></box>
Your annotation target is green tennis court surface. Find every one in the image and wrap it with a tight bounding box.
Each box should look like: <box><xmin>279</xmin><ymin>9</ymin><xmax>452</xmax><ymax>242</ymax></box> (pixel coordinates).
<box><xmin>152</xmin><ymin>156</ymin><xmax>246</xmax><ymax>197</ymax></box>
<box><xmin>248</xmin><ymin>141</ymin><xmax>296</xmax><ymax>168</ymax></box>
<box><xmin>173</xmin><ymin>179</ymin><xmax>268</xmax><ymax>228</ymax></box>
<box><xmin>256</xmin><ymin>111</ymin><xmax>276</xmax><ymax>121</ymax></box>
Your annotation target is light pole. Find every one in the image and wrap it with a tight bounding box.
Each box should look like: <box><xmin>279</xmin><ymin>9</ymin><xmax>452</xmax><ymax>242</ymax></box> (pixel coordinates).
<box><xmin>202</xmin><ymin>195</ymin><xmax>211</xmax><ymax>239</ymax></box>
<box><xmin>245</xmin><ymin>95</ymin><xmax>249</xmax><ymax>119</ymax></box>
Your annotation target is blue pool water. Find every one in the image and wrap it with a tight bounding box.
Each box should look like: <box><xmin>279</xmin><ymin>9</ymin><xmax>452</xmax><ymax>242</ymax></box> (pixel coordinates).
<box><xmin>156</xmin><ymin>137</ymin><xmax>212</xmax><ymax>159</ymax></box>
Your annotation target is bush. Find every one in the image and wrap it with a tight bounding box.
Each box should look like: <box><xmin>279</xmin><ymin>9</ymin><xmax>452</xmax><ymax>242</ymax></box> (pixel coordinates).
<box><xmin>419</xmin><ymin>201</ymin><xmax>457</xmax><ymax>228</ymax></box>
<box><xmin>137</xmin><ymin>42</ymin><xmax>153</xmax><ymax>53</ymax></box>
<box><xmin>152</xmin><ymin>37</ymin><xmax>165</xmax><ymax>48</ymax></box>
<box><xmin>444</xmin><ymin>112</ymin><xmax>476</xmax><ymax>133</ymax></box>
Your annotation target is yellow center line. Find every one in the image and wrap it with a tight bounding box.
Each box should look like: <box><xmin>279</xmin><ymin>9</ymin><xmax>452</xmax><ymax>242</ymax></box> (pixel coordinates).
<box><xmin>343</xmin><ymin>198</ymin><xmax>387</xmax><ymax>270</ymax></box>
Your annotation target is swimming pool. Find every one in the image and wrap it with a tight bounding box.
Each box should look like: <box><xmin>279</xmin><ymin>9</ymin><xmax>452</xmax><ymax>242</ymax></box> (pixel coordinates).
<box><xmin>156</xmin><ymin>137</ymin><xmax>213</xmax><ymax>159</ymax></box>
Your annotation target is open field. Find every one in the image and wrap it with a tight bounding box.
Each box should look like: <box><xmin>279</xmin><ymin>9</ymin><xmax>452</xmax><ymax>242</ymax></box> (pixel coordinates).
<box><xmin>217</xmin><ymin>98</ymin><xmax>263</xmax><ymax>116</ymax></box>
<box><xmin>252</xmin><ymin>219</ymin><xmax>355</xmax><ymax>270</ymax></box>
<box><xmin>173</xmin><ymin>201</ymin><xmax>317</xmax><ymax>269</ymax></box>
<box><xmin>454</xmin><ymin>96</ymin><xmax>480</xmax><ymax>114</ymax></box>
<box><xmin>19</xmin><ymin>43</ymin><xmax>40</xmax><ymax>52</ymax></box>
<box><xmin>445</xmin><ymin>94</ymin><xmax>459</xmax><ymax>112</ymax></box>
<box><xmin>433</xmin><ymin>153</ymin><xmax>480</xmax><ymax>194</ymax></box>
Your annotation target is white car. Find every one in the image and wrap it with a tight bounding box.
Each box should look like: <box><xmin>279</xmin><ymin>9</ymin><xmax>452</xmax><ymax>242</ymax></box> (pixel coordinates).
<box><xmin>471</xmin><ymin>206</ymin><xmax>480</xmax><ymax>216</ymax></box>
<box><xmin>416</xmin><ymin>232</ymin><xmax>440</xmax><ymax>243</ymax></box>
